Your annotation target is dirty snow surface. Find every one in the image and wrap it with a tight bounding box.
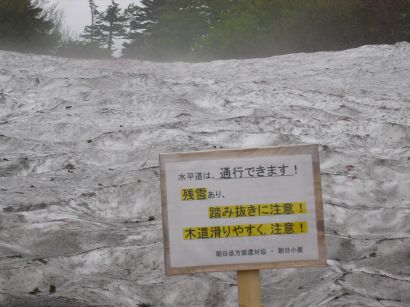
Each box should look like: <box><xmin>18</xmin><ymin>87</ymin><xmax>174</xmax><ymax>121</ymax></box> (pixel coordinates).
<box><xmin>1</xmin><ymin>43</ymin><xmax>409</xmax><ymax>307</ymax></box>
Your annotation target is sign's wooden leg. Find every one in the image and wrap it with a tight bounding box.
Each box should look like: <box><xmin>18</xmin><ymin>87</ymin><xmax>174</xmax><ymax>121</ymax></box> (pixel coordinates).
<box><xmin>237</xmin><ymin>270</ymin><xmax>262</xmax><ymax>307</ymax></box>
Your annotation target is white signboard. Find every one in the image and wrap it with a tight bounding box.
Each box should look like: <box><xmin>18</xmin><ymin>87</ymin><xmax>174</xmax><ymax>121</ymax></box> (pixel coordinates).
<box><xmin>160</xmin><ymin>145</ymin><xmax>326</xmax><ymax>275</ymax></box>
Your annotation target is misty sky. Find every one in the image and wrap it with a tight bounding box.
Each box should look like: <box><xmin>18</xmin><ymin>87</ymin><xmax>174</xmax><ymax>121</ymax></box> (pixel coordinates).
<box><xmin>50</xmin><ymin>0</ymin><xmax>141</xmax><ymax>35</ymax></box>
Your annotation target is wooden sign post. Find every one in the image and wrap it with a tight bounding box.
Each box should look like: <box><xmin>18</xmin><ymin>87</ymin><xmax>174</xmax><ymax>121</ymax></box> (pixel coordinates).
<box><xmin>237</xmin><ymin>270</ymin><xmax>261</xmax><ymax>307</ymax></box>
<box><xmin>160</xmin><ymin>145</ymin><xmax>326</xmax><ymax>306</ymax></box>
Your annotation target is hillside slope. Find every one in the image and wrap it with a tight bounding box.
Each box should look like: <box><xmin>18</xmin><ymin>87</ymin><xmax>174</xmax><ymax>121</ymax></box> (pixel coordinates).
<box><xmin>0</xmin><ymin>43</ymin><xmax>409</xmax><ymax>306</ymax></box>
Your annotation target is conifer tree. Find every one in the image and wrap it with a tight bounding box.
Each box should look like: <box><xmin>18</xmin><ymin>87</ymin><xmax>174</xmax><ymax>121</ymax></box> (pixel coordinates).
<box><xmin>121</xmin><ymin>3</ymin><xmax>144</xmax><ymax>58</ymax></box>
<box><xmin>123</xmin><ymin>4</ymin><xmax>145</xmax><ymax>38</ymax></box>
<box><xmin>99</xmin><ymin>0</ymin><xmax>126</xmax><ymax>54</ymax></box>
<box><xmin>121</xmin><ymin>0</ymin><xmax>169</xmax><ymax>58</ymax></box>
<box><xmin>0</xmin><ymin>0</ymin><xmax>60</xmax><ymax>52</ymax></box>
<box><xmin>81</xmin><ymin>0</ymin><xmax>104</xmax><ymax>45</ymax></box>
<box><xmin>139</xmin><ymin>0</ymin><xmax>168</xmax><ymax>29</ymax></box>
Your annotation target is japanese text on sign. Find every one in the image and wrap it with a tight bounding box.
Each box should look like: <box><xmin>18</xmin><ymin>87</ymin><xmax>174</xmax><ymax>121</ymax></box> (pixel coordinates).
<box><xmin>183</xmin><ymin>221</ymin><xmax>308</xmax><ymax>240</ymax></box>
<box><xmin>178</xmin><ymin>163</ymin><xmax>298</xmax><ymax>181</ymax></box>
<box><xmin>208</xmin><ymin>202</ymin><xmax>307</xmax><ymax>218</ymax></box>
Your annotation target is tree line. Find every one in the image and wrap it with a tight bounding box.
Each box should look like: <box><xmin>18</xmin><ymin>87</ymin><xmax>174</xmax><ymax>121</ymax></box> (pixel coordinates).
<box><xmin>0</xmin><ymin>0</ymin><xmax>61</xmax><ymax>53</ymax></box>
<box><xmin>1</xmin><ymin>0</ymin><xmax>410</xmax><ymax>61</ymax></box>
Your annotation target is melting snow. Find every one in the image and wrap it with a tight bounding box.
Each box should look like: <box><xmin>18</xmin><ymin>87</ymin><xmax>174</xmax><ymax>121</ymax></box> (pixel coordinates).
<box><xmin>0</xmin><ymin>43</ymin><xmax>409</xmax><ymax>306</ymax></box>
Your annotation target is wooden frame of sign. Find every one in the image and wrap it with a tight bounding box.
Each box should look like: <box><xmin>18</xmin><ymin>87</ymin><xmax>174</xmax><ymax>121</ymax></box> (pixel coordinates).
<box><xmin>160</xmin><ymin>144</ymin><xmax>326</xmax><ymax>276</ymax></box>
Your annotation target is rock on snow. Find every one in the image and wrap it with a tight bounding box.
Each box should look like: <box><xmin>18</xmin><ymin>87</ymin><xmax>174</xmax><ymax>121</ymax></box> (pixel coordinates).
<box><xmin>0</xmin><ymin>43</ymin><xmax>409</xmax><ymax>306</ymax></box>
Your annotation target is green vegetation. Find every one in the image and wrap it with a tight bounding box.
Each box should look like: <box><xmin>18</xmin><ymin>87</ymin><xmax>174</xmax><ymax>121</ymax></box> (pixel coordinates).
<box><xmin>1</xmin><ymin>0</ymin><xmax>410</xmax><ymax>60</ymax></box>
<box><xmin>122</xmin><ymin>0</ymin><xmax>410</xmax><ymax>61</ymax></box>
<box><xmin>0</xmin><ymin>0</ymin><xmax>61</xmax><ymax>53</ymax></box>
